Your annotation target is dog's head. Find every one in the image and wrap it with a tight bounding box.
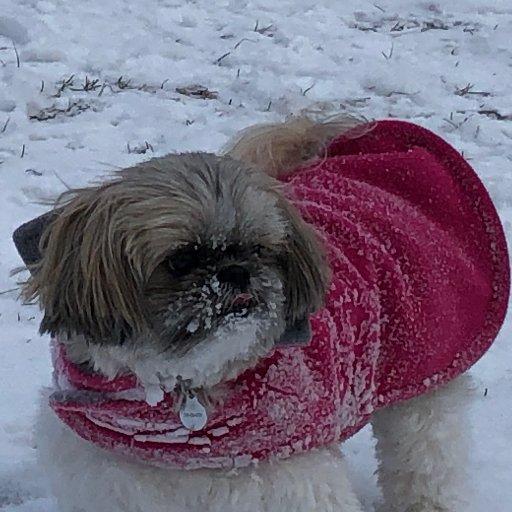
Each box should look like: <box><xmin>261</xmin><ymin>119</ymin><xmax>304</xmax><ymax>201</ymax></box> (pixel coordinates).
<box><xmin>18</xmin><ymin>153</ymin><xmax>329</xmax><ymax>387</ymax></box>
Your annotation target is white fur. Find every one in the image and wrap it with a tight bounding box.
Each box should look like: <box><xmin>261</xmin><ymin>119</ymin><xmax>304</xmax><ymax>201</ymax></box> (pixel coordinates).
<box><xmin>36</xmin><ymin>376</ymin><xmax>473</xmax><ymax>512</ymax></box>
<box><xmin>83</xmin><ymin>303</ymin><xmax>285</xmax><ymax>406</ymax></box>
<box><xmin>372</xmin><ymin>375</ymin><xmax>472</xmax><ymax>512</ymax></box>
<box><xmin>37</xmin><ymin>390</ymin><xmax>363</xmax><ymax>512</ymax></box>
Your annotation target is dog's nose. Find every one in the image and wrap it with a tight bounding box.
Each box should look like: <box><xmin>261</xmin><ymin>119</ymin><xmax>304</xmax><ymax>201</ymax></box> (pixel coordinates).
<box><xmin>217</xmin><ymin>265</ymin><xmax>250</xmax><ymax>290</ymax></box>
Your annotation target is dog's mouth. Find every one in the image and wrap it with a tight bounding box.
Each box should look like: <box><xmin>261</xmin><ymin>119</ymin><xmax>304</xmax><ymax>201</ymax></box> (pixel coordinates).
<box><xmin>228</xmin><ymin>293</ymin><xmax>256</xmax><ymax>316</ymax></box>
<box><xmin>160</xmin><ymin>292</ymin><xmax>261</xmax><ymax>353</ymax></box>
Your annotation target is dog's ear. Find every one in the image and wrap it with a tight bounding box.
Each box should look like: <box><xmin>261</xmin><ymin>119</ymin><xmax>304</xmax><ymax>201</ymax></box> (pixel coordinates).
<box><xmin>277</xmin><ymin>197</ymin><xmax>330</xmax><ymax>330</ymax></box>
<box><xmin>19</xmin><ymin>189</ymin><xmax>149</xmax><ymax>342</ymax></box>
<box><xmin>13</xmin><ymin>210</ymin><xmax>60</xmax><ymax>269</ymax></box>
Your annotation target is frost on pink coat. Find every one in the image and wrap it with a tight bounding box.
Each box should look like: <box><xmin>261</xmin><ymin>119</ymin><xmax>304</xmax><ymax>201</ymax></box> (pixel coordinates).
<box><xmin>49</xmin><ymin>120</ymin><xmax>510</xmax><ymax>470</ymax></box>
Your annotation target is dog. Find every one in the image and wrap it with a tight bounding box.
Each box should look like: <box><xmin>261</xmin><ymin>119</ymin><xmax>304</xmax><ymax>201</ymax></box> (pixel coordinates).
<box><xmin>14</xmin><ymin>115</ymin><xmax>509</xmax><ymax>512</ymax></box>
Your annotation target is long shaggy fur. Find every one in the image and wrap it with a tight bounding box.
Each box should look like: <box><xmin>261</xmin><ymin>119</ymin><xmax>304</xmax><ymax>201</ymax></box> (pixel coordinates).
<box><xmin>21</xmin><ymin>151</ymin><xmax>329</xmax><ymax>377</ymax></box>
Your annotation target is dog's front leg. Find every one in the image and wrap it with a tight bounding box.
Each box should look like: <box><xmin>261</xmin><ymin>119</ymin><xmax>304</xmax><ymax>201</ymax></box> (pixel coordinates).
<box><xmin>371</xmin><ymin>375</ymin><xmax>472</xmax><ymax>512</ymax></box>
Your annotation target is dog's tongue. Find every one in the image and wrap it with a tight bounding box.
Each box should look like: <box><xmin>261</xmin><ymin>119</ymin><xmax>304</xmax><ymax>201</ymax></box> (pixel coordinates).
<box><xmin>231</xmin><ymin>293</ymin><xmax>253</xmax><ymax>308</ymax></box>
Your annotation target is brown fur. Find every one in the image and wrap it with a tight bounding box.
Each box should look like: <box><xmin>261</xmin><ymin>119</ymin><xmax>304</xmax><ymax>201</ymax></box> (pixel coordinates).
<box><xmin>223</xmin><ymin>113</ymin><xmax>368</xmax><ymax>177</ymax></box>
<box><xmin>21</xmin><ymin>150</ymin><xmax>330</xmax><ymax>362</ymax></box>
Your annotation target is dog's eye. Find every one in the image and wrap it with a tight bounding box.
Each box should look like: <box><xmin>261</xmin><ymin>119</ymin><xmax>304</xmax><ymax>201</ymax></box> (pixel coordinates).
<box><xmin>169</xmin><ymin>247</ymin><xmax>201</xmax><ymax>277</ymax></box>
<box><xmin>223</xmin><ymin>244</ymin><xmax>241</xmax><ymax>258</ymax></box>
<box><xmin>253</xmin><ymin>244</ymin><xmax>264</xmax><ymax>256</ymax></box>
<box><xmin>224</xmin><ymin>244</ymin><xmax>264</xmax><ymax>258</ymax></box>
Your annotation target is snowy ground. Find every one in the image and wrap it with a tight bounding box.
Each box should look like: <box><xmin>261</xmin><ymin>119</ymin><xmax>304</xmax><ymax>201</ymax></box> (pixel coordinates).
<box><xmin>1</xmin><ymin>0</ymin><xmax>511</xmax><ymax>510</ymax></box>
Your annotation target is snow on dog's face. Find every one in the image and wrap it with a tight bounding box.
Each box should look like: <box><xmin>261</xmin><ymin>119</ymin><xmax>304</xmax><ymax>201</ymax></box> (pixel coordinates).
<box><xmin>21</xmin><ymin>153</ymin><xmax>329</xmax><ymax>388</ymax></box>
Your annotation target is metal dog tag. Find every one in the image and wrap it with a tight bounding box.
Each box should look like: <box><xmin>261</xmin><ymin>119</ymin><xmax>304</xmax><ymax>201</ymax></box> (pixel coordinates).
<box><xmin>179</xmin><ymin>394</ymin><xmax>207</xmax><ymax>431</ymax></box>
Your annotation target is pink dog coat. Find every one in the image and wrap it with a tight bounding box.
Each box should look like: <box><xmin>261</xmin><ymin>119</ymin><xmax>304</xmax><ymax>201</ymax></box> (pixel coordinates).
<box><xmin>49</xmin><ymin>120</ymin><xmax>510</xmax><ymax>470</ymax></box>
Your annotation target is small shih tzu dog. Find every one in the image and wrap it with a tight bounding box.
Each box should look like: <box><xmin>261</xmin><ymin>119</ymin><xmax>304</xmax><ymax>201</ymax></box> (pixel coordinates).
<box><xmin>14</xmin><ymin>115</ymin><xmax>509</xmax><ymax>512</ymax></box>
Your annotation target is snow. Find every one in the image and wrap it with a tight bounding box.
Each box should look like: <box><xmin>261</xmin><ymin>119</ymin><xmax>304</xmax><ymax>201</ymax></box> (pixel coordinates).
<box><xmin>0</xmin><ymin>0</ymin><xmax>511</xmax><ymax>510</ymax></box>
<box><xmin>136</xmin><ymin>297</ymin><xmax>281</xmax><ymax>394</ymax></box>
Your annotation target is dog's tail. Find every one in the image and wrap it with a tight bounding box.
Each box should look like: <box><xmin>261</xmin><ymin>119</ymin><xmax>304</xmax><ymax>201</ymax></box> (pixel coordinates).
<box><xmin>223</xmin><ymin>113</ymin><xmax>368</xmax><ymax>178</ymax></box>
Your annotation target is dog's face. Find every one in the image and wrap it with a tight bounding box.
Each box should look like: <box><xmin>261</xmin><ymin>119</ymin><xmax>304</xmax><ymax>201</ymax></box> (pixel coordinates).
<box><xmin>22</xmin><ymin>153</ymin><xmax>329</xmax><ymax>386</ymax></box>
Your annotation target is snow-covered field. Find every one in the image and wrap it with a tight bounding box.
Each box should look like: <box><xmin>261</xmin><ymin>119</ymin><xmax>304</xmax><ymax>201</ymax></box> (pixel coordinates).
<box><xmin>1</xmin><ymin>0</ymin><xmax>511</xmax><ymax>510</ymax></box>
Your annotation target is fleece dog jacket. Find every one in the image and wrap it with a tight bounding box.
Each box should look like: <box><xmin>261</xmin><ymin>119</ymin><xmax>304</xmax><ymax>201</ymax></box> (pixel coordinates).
<box><xmin>23</xmin><ymin>120</ymin><xmax>510</xmax><ymax>470</ymax></box>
